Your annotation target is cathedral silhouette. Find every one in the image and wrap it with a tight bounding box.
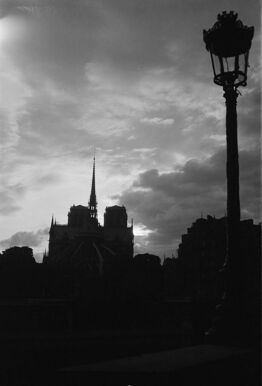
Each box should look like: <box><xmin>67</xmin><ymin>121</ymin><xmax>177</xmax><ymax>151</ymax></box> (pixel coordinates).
<box><xmin>43</xmin><ymin>158</ymin><xmax>134</xmax><ymax>276</ymax></box>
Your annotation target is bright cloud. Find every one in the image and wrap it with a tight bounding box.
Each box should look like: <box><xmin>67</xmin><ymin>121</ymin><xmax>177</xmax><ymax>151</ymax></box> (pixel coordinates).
<box><xmin>0</xmin><ymin>228</ymin><xmax>49</xmax><ymax>250</ymax></box>
<box><xmin>141</xmin><ymin>117</ymin><xmax>174</xmax><ymax>125</ymax></box>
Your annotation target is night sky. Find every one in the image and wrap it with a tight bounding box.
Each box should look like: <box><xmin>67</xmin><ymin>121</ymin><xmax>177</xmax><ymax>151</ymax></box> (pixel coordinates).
<box><xmin>0</xmin><ymin>0</ymin><xmax>260</xmax><ymax>261</ymax></box>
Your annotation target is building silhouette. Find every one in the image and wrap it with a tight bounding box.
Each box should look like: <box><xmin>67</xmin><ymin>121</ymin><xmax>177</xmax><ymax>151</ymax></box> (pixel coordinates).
<box><xmin>43</xmin><ymin>158</ymin><xmax>134</xmax><ymax>287</ymax></box>
<box><xmin>176</xmin><ymin>216</ymin><xmax>261</xmax><ymax>303</ymax></box>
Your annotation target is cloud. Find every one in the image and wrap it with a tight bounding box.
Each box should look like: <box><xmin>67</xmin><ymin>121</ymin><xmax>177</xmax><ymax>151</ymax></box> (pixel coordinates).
<box><xmin>0</xmin><ymin>183</ymin><xmax>25</xmax><ymax>215</ymax></box>
<box><xmin>35</xmin><ymin>173</ymin><xmax>62</xmax><ymax>186</ymax></box>
<box><xmin>0</xmin><ymin>1</ymin><xmax>259</xmax><ymax>258</ymax></box>
<box><xmin>0</xmin><ymin>228</ymin><xmax>49</xmax><ymax>250</ymax></box>
<box><xmin>116</xmin><ymin>147</ymin><xmax>260</xmax><ymax>255</ymax></box>
<box><xmin>0</xmin><ymin>171</ymin><xmax>62</xmax><ymax>218</ymax></box>
<box><xmin>1</xmin><ymin>2</ymin><xmax>259</xmax><ymax>170</ymax></box>
<box><xmin>141</xmin><ymin>117</ymin><xmax>174</xmax><ymax>125</ymax></box>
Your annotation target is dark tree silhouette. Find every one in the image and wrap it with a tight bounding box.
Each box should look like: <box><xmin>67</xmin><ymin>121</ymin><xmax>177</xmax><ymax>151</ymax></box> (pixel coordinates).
<box><xmin>0</xmin><ymin>246</ymin><xmax>43</xmax><ymax>298</ymax></box>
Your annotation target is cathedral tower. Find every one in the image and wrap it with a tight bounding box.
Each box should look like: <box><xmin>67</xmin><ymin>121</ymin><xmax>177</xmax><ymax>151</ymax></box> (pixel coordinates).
<box><xmin>46</xmin><ymin>155</ymin><xmax>134</xmax><ymax>272</ymax></box>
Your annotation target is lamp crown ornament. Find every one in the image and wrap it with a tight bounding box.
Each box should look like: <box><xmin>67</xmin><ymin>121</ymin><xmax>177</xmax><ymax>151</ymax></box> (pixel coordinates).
<box><xmin>217</xmin><ymin>10</ymin><xmax>238</xmax><ymax>22</ymax></box>
<box><xmin>216</xmin><ymin>10</ymin><xmax>240</xmax><ymax>29</ymax></box>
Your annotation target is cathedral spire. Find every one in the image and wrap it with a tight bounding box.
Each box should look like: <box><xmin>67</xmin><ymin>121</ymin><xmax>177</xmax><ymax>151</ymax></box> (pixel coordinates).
<box><xmin>89</xmin><ymin>156</ymin><xmax>97</xmax><ymax>218</ymax></box>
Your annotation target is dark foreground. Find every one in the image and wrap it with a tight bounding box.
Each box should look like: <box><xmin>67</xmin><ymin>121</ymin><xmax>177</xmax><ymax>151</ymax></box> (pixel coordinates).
<box><xmin>0</xmin><ymin>329</ymin><xmax>260</xmax><ymax>386</ymax></box>
<box><xmin>0</xmin><ymin>328</ymin><xmax>191</xmax><ymax>385</ymax></box>
<box><xmin>60</xmin><ymin>344</ymin><xmax>260</xmax><ymax>386</ymax></box>
<box><xmin>0</xmin><ymin>298</ymin><xmax>260</xmax><ymax>385</ymax></box>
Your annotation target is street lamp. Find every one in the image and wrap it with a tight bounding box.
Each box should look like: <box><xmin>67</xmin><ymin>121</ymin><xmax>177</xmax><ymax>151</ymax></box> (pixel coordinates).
<box><xmin>203</xmin><ymin>11</ymin><xmax>254</xmax><ymax>343</ymax></box>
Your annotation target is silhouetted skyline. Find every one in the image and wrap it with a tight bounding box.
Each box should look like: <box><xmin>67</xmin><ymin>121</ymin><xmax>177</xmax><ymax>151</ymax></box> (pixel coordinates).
<box><xmin>0</xmin><ymin>1</ymin><xmax>260</xmax><ymax>261</ymax></box>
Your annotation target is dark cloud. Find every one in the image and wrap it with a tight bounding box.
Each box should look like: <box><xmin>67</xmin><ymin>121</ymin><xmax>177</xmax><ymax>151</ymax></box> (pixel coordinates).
<box><xmin>3</xmin><ymin>0</ymin><xmax>260</xmax><ymax>87</ymax></box>
<box><xmin>0</xmin><ymin>228</ymin><xmax>49</xmax><ymax>249</ymax></box>
<box><xmin>238</xmin><ymin>87</ymin><xmax>261</xmax><ymax>142</ymax></box>
<box><xmin>239</xmin><ymin>148</ymin><xmax>261</xmax><ymax>219</ymax></box>
<box><xmin>117</xmin><ymin>147</ymin><xmax>260</xmax><ymax>255</ymax></box>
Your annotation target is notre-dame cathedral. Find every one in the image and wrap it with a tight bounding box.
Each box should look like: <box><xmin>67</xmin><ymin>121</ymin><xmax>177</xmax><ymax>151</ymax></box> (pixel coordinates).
<box><xmin>43</xmin><ymin>158</ymin><xmax>134</xmax><ymax>278</ymax></box>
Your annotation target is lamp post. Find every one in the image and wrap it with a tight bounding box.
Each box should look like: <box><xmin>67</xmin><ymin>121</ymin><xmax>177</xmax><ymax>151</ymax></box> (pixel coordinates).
<box><xmin>203</xmin><ymin>11</ymin><xmax>254</xmax><ymax>343</ymax></box>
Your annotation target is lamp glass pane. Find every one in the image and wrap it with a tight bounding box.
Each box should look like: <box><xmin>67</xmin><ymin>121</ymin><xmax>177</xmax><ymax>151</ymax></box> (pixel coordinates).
<box><xmin>212</xmin><ymin>54</ymin><xmax>221</xmax><ymax>76</ymax></box>
<box><xmin>222</xmin><ymin>57</ymin><xmax>235</xmax><ymax>73</ymax></box>
<box><xmin>238</xmin><ymin>53</ymin><xmax>247</xmax><ymax>73</ymax></box>
<box><xmin>210</xmin><ymin>52</ymin><xmax>217</xmax><ymax>77</ymax></box>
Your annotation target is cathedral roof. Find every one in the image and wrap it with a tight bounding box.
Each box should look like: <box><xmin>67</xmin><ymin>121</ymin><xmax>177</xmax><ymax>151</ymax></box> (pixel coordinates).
<box><xmin>70</xmin><ymin>205</ymin><xmax>90</xmax><ymax>211</ymax></box>
<box><xmin>106</xmin><ymin>205</ymin><xmax>126</xmax><ymax>210</ymax></box>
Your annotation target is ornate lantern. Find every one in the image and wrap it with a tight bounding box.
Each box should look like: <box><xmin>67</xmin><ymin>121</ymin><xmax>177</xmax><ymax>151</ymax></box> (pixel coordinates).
<box><xmin>203</xmin><ymin>11</ymin><xmax>254</xmax><ymax>88</ymax></box>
